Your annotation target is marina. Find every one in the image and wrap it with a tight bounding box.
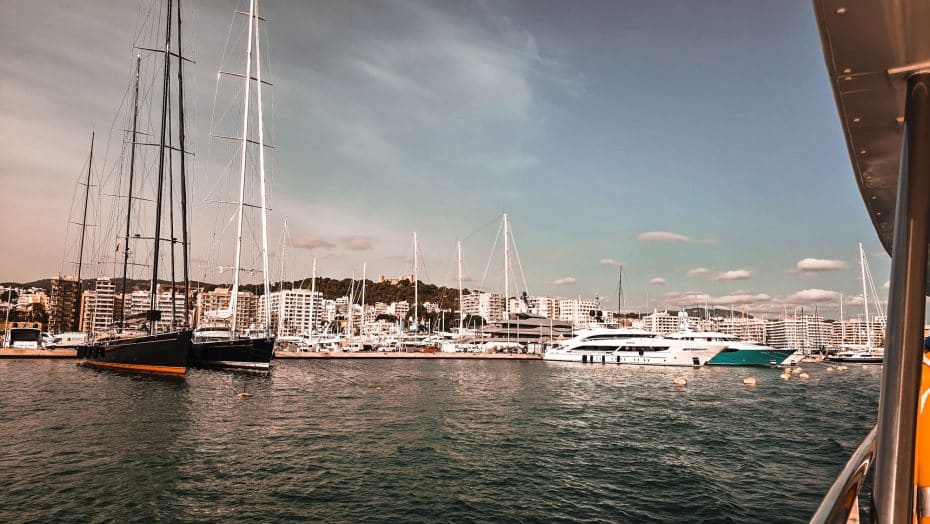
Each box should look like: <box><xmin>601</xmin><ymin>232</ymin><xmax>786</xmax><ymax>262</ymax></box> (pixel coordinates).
<box><xmin>2</xmin><ymin>0</ymin><xmax>929</xmax><ymax>521</ymax></box>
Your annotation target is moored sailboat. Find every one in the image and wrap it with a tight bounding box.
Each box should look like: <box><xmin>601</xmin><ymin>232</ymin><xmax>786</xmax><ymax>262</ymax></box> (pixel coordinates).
<box><xmin>191</xmin><ymin>0</ymin><xmax>275</xmax><ymax>370</ymax></box>
<box><xmin>82</xmin><ymin>0</ymin><xmax>193</xmax><ymax>376</ymax></box>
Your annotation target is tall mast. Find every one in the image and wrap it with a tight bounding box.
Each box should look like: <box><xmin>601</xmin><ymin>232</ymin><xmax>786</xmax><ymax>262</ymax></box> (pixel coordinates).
<box><xmin>77</xmin><ymin>131</ymin><xmax>94</xmax><ymax>286</ymax></box>
<box><xmin>457</xmin><ymin>240</ymin><xmax>463</xmax><ymax>332</ymax></box>
<box><xmin>618</xmin><ymin>265</ymin><xmax>624</xmax><ymax>314</ymax></box>
<box><xmin>347</xmin><ymin>271</ymin><xmax>355</xmax><ymax>338</ymax></box>
<box><xmin>413</xmin><ymin>232</ymin><xmax>418</xmax><ymax>331</ymax></box>
<box><xmin>859</xmin><ymin>242</ymin><xmax>872</xmax><ymax>349</ymax></box>
<box><xmin>149</xmin><ymin>0</ymin><xmax>174</xmax><ymax>333</ymax></box>
<box><xmin>310</xmin><ymin>257</ymin><xmax>316</xmax><ymax>342</ymax></box>
<box><xmin>229</xmin><ymin>0</ymin><xmax>256</xmax><ymax>336</ymax></box>
<box><xmin>840</xmin><ymin>292</ymin><xmax>845</xmax><ymax>347</ymax></box>
<box><xmin>277</xmin><ymin>217</ymin><xmax>287</xmax><ymax>338</ymax></box>
<box><xmin>503</xmin><ymin>213</ymin><xmax>509</xmax><ymax>320</ymax></box>
<box><xmin>120</xmin><ymin>55</ymin><xmax>142</xmax><ymax>328</ymax></box>
<box><xmin>361</xmin><ymin>261</ymin><xmax>367</xmax><ymax>337</ymax></box>
<box><xmin>254</xmin><ymin>0</ymin><xmax>271</xmax><ymax>335</ymax></box>
<box><xmin>176</xmin><ymin>0</ymin><xmax>191</xmax><ymax>326</ymax></box>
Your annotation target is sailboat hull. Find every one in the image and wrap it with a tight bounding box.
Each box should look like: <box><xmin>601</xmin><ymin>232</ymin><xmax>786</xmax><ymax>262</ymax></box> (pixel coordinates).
<box><xmin>191</xmin><ymin>337</ymin><xmax>274</xmax><ymax>370</ymax></box>
<box><xmin>81</xmin><ymin>331</ymin><xmax>192</xmax><ymax>375</ymax></box>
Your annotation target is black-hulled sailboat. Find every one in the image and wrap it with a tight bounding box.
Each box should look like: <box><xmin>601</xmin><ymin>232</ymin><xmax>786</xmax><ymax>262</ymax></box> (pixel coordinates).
<box><xmin>191</xmin><ymin>0</ymin><xmax>274</xmax><ymax>370</ymax></box>
<box><xmin>80</xmin><ymin>0</ymin><xmax>193</xmax><ymax>376</ymax></box>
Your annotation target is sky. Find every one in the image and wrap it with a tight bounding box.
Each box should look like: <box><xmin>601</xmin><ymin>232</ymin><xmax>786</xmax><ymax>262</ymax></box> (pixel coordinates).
<box><xmin>0</xmin><ymin>0</ymin><xmax>892</xmax><ymax>319</ymax></box>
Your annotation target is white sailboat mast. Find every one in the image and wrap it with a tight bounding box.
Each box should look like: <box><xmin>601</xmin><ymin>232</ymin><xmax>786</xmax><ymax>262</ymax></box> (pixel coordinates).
<box><xmin>457</xmin><ymin>240</ymin><xmax>463</xmax><ymax>332</ymax></box>
<box><xmin>277</xmin><ymin>217</ymin><xmax>287</xmax><ymax>338</ymax></box>
<box><xmin>310</xmin><ymin>257</ymin><xmax>317</xmax><ymax>342</ymax></box>
<box><xmin>229</xmin><ymin>0</ymin><xmax>256</xmax><ymax>336</ymax></box>
<box><xmin>503</xmin><ymin>213</ymin><xmax>509</xmax><ymax>319</ymax></box>
<box><xmin>254</xmin><ymin>0</ymin><xmax>271</xmax><ymax>335</ymax></box>
<box><xmin>859</xmin><ymin>242</ymin><xmax>872</xmax><ymax>349</ymax></box>
<box><xmin>413</xmin><ymin>232</ymin><xmax>419</xmax><ymax>331</ymax></box>
<box><xmin>361</xmin><ymin>261</ymin><xmax>367</xmax><ymax>337</ymax></box>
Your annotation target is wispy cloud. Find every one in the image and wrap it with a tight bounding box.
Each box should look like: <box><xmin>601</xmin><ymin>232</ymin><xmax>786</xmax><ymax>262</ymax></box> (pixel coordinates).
<box><xmin>785</xmin><ymin>288</ymin><xmax>841</xmax><ymax>304</ymax></box>
<box><xmin>341</xmin><ymin>235</ymin><xmax>375</xmax><ymax>251</ymax></box>
<box><xmin>292</xmin><ymin>235</ymin><xmax>336</xmax><ymax>250</ymax></box>
<box><xmin>664</xmin><ymin>291</ymin><xmax>771</xmax><ymax>307</ymax></box>
<box><xmin>796</xmin><ymin>258</ymin><xmax>848</xmax><ymax>272</ymax></box>
<box><xmin>550</xmin><ymin>276</ymin><xmax>576</xmax><ymax>286</ymax></box>
<box><xmin>636</xmin><ymin>231</ymin><xmax>718</xmax><ymax>244</ymax></box>
<box><xmin>599</xmin><ymin>258</ymin><xmax>623</xmax><ymax>267</ymax></box>
<box><xmin>649</xmin><ymin>277</ymin><xmax>667</xmax><ymax>285</ymax></box>
<box><xmin>687</xmin><ymin>267</ymin><xmax>712</xmax><ymax>277</ymax></box>
<box><xmin>712</xmin><ymin>269</ymin><xmax>753</xmax><ymax>281</ymax></box>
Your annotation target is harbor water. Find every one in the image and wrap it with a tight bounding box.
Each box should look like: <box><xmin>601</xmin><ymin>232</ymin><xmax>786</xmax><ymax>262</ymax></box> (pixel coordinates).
<box><xmin>0</xmin><ymin>359</ymin><xmax>879</xmax><ymax>522</ymax></box>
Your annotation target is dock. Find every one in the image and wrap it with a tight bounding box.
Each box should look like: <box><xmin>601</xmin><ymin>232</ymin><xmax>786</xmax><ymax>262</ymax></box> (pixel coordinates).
<box><xmin>275</xmin><ymin>351</ymin><xmax>543</xmax><ymax>360</ymax></box>
<box><xmin>0</xmin><ymin>349</ymin><xmax>78</xmax><ymax>358</ymax></box>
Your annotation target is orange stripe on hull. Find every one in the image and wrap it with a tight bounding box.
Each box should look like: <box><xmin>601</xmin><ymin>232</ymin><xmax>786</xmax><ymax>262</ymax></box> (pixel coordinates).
<box><xmin>84</xmin><ymin>361</ymin><xmax>187</xmax><ymax>375</ymax></box>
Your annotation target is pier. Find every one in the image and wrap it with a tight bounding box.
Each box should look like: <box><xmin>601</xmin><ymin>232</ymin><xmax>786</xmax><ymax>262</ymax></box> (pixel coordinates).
<box><xmin>0</xmin><ymin>349</ymin><xmax>77</xmax><ymax>358</ymax></box>
<box><xmin>275</xmin><ymin>351</ymin><xmax>542</xmax><ymax>360</ymax></box>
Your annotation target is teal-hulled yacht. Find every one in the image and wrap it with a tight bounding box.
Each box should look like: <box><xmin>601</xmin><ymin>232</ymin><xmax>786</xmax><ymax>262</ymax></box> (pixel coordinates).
<box><xmin>665</xmin><ymin>331</ymin><xmax>795</xmax><ymax>367</ymax></box>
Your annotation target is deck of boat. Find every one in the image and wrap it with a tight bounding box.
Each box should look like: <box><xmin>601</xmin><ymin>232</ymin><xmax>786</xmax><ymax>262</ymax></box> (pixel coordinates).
<box><xmin>0</xmin><ymin>349</ymin><xmax>78</xmax><ymax>358</ymax></box>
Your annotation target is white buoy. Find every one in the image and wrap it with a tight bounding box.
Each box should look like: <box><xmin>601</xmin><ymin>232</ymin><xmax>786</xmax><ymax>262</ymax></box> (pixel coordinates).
<box><xmin>743</xmin><ymin>376</ymin><xmax>758</xmax><ymax>386</ymax></box>
<box><xmin>237</xmin><ymin>392</ymin><xmax>252</xmax><ymax>398</ymax></box>
<box><xmin>792</xmin><ymin>367</ymin><xmax>802</xmax><ymax>374</ymax></box>
<box><xmin>837</xmin><ymin>365</ymin><xmax>848</xmax><ymax>371</ymax></box>
<box><xmin>780</xmin><ymin>373</ymin><xmax>791</xmax><ymax>380</ymax></box>
<box><xmin>674</xmin><ymin>376</ymin><xmax>688</xmax><ymax>386</ymax></box>
<box><xmin>826</xmin><ymin>367</ymin><xmax>834</xmax><ymax>372</ymax></box>
<box><xmin>800</xmin><ymin>373</ymin><xmax>810</xmax><ymax>379</ymax></box>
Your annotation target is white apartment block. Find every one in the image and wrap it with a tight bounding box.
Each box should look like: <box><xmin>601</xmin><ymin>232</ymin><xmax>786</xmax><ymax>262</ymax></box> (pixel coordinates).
<box><xmin>461</xmin><ymin>292</ymin><xmax>504</xmax><ymax>322</ymax></box>
<box><xmin>128</xmin><ymin>287</ymin><xmax>190</xmax><ymax>333</ymax></box>
<box><xmin>528</xmin><ymin>296</ymin><xmax>559</xmax><ymax>319</ymax></box>
<box><xmin>640</xmin><ymin>310</ymin><xmax>699</xmax><ymax>335</ymax></box>
<box><xmin>559</xmin><ymin>298</ymin><xmax>600</xmax><ymax>327</ymax></box>
<box><xmin>832</xmin><ymin>316</ymin><xmax>886</xmax><ymax>348</ymax></box>
<box><xmin>16</xmin><ymin>288</ymin><xmax>48</xmax><ymax>310</ymax></box>
<box><xmin>388</xmin><ymin>301</ymin><xmax>409</xmax><ymax>319</ymax></box>
<box><xmin>79</xmin><ymin>278</ymin><xmax>116</xmax><ymax>334</ymax></box>
<box><xmin>765</xmin><ymin>315</ymin><xmax>833</xmax><ymax>351</ymax></box>
<box><xmin>717</xmin><ymin>317</ymin><xmax>768</xmax><ymax>343</ymax></box>
<box><xmin>195</xmin><ymin>287</ymin><xmax>258</xmax><ymax>333</ymax></box>
<box><xmin>257</xmin><ymin>288</ymin><xmax>323</xmax><ymax>337</ymax></box>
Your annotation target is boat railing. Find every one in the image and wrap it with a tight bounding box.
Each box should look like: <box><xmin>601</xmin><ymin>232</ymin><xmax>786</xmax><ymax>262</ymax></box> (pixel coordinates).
<box><xmin>810</xmin><ymin>426</ymin><xmax>877</xmax><ymax>523</ymax></box>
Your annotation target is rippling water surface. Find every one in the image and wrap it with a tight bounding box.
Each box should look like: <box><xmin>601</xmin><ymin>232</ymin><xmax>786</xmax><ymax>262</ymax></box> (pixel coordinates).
<box><xmin>0</xmin><ymin>359</ymin><xmax>880</xmax><ymax>522</ymax></box>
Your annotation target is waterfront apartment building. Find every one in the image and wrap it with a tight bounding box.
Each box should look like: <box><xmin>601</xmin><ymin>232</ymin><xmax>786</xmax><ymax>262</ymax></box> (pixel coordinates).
<box><xmin>79</xmin><ymin>278</ymin><xmax>116</xmax><ymax>334</ymax></box>
<box><xmin>558</xmin><ymin>298</ymin><xmax>600</xmax><ymax>327</ymax></box>
<box><xmin>832</xmin><ymin>316</ymin><xmax>886</xmax><ymax>348</ymax></box>
<box><xmin>717</xmin><ymin>317</ymin><xmax>768</xmax><ymax>343</ymax></box>
<box><xmin>128</xmin><ymin>287</ymin><xmax>190</xmax><ymax>333</ymax></box>
<box><xmin>387</xmin><ymin>300</ymin><xmax>409</xmax><ymax>319</ymax></box>
<box><xmin>765</xmin><ymin>315</ymin><xmax>833</xmax><ymax>351</ymax></box>
<box><xmin>257</xmin><ymin>288</ymin><xmax>323</xmax><ymax>337</ymax></box>
<box><xmin>528</xmin><ymin>296</ymin><xmax>560</xmax><ymax>319</ymax></box>
<box><xmin>195</xmin><ymin>287</ymin><xmax>258</xmax><ymax>333</ymax></box>
<box><xmin>48</xmin><ymin>275</ymin><xmax>82</xmax><ymax>333</ymax></box>
<box><xmin>461</xmin><ymin>292</ymin><xmax>504</xmax><ymax>322</ymax></box>
<box><xmin>641</xmin><ymin>310</ymin><xmax>699</xmax><ymax>335</ymax></box>
<box><xmin>16</xmin><ymin>288</ymin><xmax>48</xmax><ymax>311</ymax></box>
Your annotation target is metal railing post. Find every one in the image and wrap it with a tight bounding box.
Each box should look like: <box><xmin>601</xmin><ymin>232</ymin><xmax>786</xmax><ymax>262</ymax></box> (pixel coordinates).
<box><xmin>872</xmin><ymin>71</ymin><xmax>930</xmax><ymax>522</ymax></box>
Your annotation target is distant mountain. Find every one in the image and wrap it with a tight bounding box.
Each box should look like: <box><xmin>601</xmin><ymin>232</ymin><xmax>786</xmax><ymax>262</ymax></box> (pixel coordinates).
<box><xmin>3</xmin><ymin>276</ymin><xmax>470</xmax><ymax>309</ymax></box>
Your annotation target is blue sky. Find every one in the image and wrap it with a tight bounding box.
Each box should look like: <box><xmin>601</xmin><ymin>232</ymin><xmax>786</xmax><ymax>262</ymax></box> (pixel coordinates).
<box><xmin>0</xmin><ymin>0</ymin><xmax>889</xmax><ymax>318</ymax></box>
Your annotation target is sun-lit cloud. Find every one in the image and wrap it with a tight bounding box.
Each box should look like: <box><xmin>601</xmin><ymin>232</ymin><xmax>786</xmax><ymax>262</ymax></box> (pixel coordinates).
<box><xmin>883</xmin><ymin>281</ymin><xmax>890</xmax><ymax>289</ymax></box>
<box><xmin>636</xmin><ymin>231</ymin><xmax>718</xmax><ymax>244</ymax></box>
<box><xmin>796</xmin><ymin>258</ymin><xmax>848</xmax><ymax>272</ymax></box>
<box><xmin>713</xmin><ymin>269</ymin><xmax>753</xmax><ymax>281</ymax></box>
<box><xmin>341</xmin><ymin>235</ymin><xmax>375</xmax><ymax>251</ymax></box>
<box><xmin>664</xmin><ymin>291</ymin><xmax>771</xmax><ymax>307</ymax></box>
<box><xmin>649</xmin><ymin>277</ymin><xmax>667</xmax><ymax>285</ymax></box>
<box><xmin>637</xmin><ymin>231</ymin><xmax>692</xmax><ymax>242</ymax></box>
<box><xmin>785</xmin><ymin>288</ymin><xmax>841</xmax><ymax>304</ymax></box>
<box><xmin>550</xmin><ymin>276</ymin><xmax>576</xmax><ymax>286</ymax></box>
<box><xmin>600</xmin><ymin>258</ymin><xmax>623</xmax><ymax>267</ymax></box>
<box><xmin>687</xmin><ymin>267</ymin><xmax>712</xmax><ymax>277</ymax></box>
<box><xmin>292</xmin><ymin>235</ymin><xmax>336</xmax><ymax>250</ymax></box>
